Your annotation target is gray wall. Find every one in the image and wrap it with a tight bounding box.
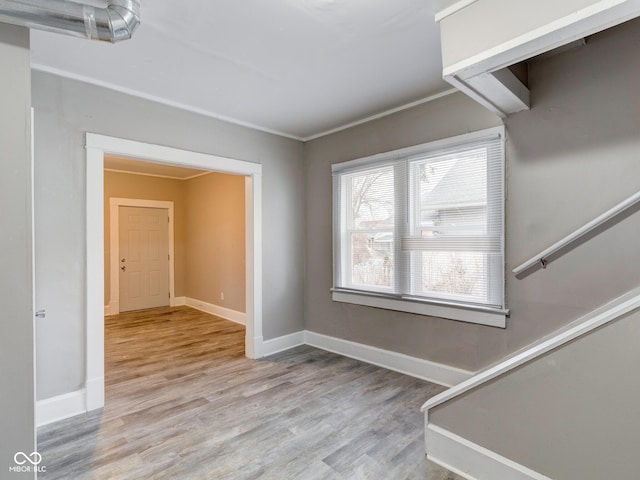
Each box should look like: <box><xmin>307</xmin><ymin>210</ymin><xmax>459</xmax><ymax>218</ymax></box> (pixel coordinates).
<box><xmin>304</xmin><ymin>93</ymin><xmax>503</xmax><ymax>371</ymax></box>
<box><xmin>33</xmin><ymin>71</ymin><xmax>305</xmax><ymax>400</ymax></box>
<box><xmin>429</xmin><ymin>307</ymin><xmax>640</xmax><ymax>479</ymax></box>
<box><xmin>0</xmin><ymin>25</ymin><xmax>35</xmax><ymax>478</ymax></box>
<box><xmin>32</xmin><ymin>13</ymin><xmax>640</xmax><ymax>405</ymax></box>
<box><xmin>427</xmin><ymin>18</ymin><xmax>640</xmax><ymax>479</ymax></box>
<box><xmin>304</xmin><ymin>17</ymin><xmax>640</xmax><ymax>372</ymax></box>
<box><xmin>501</xmin><ymin>18</ymin><xmax>640</xmax><ymax>364</ymax></box>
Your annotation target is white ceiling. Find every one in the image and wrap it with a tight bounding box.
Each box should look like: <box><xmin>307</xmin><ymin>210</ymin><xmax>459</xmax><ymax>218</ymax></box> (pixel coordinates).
<box><xmin>30</xmin><ymin>0</ymin><xmax>451</xmax><ymax>140</ymax></box>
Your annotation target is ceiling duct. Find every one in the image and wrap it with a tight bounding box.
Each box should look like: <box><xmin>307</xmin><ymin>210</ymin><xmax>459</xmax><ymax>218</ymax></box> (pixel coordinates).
<box><xmin>0</xmin><ymin>0</ymin><xmax>140</xmax><ymax>42</ymax></box>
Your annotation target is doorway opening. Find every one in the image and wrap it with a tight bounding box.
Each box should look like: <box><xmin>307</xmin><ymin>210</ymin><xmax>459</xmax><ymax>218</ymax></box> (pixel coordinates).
<box><xmin>85</xmin><ymin>133</ymin><xmax>263</xmax><ymax>412</ymax></box>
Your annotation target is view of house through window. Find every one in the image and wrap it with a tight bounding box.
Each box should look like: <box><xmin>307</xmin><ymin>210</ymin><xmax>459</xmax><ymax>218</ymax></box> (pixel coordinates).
<box><xmin>333</xmin><ymin>127</ymin><xmax>505</xmax><ymax>314</ymax></box>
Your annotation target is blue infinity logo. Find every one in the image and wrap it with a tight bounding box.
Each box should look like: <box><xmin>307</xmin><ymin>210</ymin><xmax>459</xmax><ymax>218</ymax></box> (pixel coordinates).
<box><xmin>14</xmin><ymin>452</ymin><xmax>42</xmax><ymax>466</ymax></box>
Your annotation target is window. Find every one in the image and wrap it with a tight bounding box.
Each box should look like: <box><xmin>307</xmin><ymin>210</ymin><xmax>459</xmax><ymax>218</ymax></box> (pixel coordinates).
<box><xmin>332</xmin><ymin>127</ymin><xmax>507</xmax><ymax>327</ymax></box>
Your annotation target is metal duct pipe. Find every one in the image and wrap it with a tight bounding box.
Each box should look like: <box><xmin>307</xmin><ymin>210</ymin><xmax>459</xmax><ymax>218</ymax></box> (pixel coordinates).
<box><xmin>0</xmin><ymin>0</ymin><xmax>140</xmax><ymax>43</ymax></box>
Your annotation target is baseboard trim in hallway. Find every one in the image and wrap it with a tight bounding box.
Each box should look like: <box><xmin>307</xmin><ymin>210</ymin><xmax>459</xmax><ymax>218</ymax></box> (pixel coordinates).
<box><xmin>37</xmin><ymin>311</ymin><xmax>473</xmax><ymax>426</ymax></box>
<box><xmin>260</xmin><ymin>330</ymin><xmax>474</xmax><ymax>387</ymax></box>
<box><xmin>36</xmin><ymin>389</ymin><xmax>87</xmax><ymax>427</ymax></box>
<box><xmin>260</xmin><ymin>331</ymin><xmax>306</xmax><ymax>356</ymax></box>
<box><xmin>304</xmin><ymin>331</ymin><xmax>474</xmax><ymax>388</ymax></box>
<box><xmin>185</xmin><ymin>297</ymin><xmax>246</xmax><ymax>325</ymax></box>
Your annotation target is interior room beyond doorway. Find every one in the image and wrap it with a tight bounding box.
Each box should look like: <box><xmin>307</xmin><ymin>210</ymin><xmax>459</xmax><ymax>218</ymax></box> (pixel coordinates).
<box><xmin>103</xmin><ymin>155</ymin><xmax>247</xmax><ymax>322</ymax></box>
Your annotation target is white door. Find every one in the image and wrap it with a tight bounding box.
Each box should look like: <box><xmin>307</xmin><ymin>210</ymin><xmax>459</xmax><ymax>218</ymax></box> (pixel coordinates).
<box><xmin>119</xmin><ymin>206</ymin><xmax>170</xmax><ymax>312</ymax></box>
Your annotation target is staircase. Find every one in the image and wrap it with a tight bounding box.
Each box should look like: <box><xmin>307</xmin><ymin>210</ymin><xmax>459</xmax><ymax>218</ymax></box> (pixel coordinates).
<box><xmin>422</xmin><ymin>191</ymin><xmax>640</xmax><ymax>480</ymax></box>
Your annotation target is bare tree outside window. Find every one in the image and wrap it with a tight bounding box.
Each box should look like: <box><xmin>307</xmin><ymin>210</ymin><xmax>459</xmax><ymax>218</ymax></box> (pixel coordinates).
<box><xmin>347</xmin><ymin>167</ymin><xmax>394</xmax><ymax>288</ymax></box>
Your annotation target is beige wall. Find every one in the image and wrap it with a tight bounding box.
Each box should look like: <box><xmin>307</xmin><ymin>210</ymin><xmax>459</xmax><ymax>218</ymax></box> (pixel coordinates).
<box><xmin>104</xmin><ymin>171</ymin><xmax>187</xmax><ymax>301</ymax></box>
<box><xmin>104</xmin><ymin>170</ymin><xmax>246</xmax><ymax>313</ymax></box>
<box><xmin>185</xmin><ymin>172</ymin><xmax>246</xmax><ymax>312</ymax></box>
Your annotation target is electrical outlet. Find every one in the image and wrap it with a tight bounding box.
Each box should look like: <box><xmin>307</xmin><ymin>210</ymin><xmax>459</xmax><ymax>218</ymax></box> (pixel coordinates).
<box><xmin>220</xmin><ymin>292</ymin><xmax>224</xmax><ymax>301</ymax></box>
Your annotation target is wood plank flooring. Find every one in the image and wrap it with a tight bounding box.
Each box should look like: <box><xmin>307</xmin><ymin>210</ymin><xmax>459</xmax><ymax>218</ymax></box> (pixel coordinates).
<box><xmin>38</xmin><ymin>306</ymin><xmax>462</xmax><ymax>480</ymax></box>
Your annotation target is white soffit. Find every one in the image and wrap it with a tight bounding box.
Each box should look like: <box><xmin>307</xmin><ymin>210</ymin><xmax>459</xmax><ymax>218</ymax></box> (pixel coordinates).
<box><xmin>30</xmin><ymin>0</ymin><xmax>450</xmax><ymax>140</ymax></box>
<box><xmin>437</xmin><ymin>0</ymin><xmax>640</xmax><ymax>118</ymax></box>
<box><xmin>434</xmin><ymin>0</ymin><xmax>479</xmax><ymax>22</ymax></box>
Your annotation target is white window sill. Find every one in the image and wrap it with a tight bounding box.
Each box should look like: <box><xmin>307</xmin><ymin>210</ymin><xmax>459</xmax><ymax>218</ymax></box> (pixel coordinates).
<box><xmin>331</xmin><ymin>289</ymin><xmax>508</xmax><ymax>328</ymax></box>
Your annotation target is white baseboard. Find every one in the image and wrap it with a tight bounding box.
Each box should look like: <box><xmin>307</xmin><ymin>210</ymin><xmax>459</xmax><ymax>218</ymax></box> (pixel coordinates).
<box><xmin>107</xmin><ymin>297</ymin><xmax>186</xmax><ymax>314</ymax></box>
<box><xmin>105</xmin><ymin>300</ymin><xmax>119</xmax><ymax>316</ymax></box>
<box><xmin>171</xmin><ymin>296</ymin><xmax>186</xmax><ymax>307</ymax></box>
<box><xmin>185</xmin><ymin>297</ymin><xmax>246</xmax><ymax>325</ymax></box>
<box><xmin>38</xmin><ymin>331</ymin><xmax>471</xmax><ymax>427</ymax></box>
<box><xmin>85</xmin><ymin>376</ymin><xmax>105</xmax><ymax>411</ymax></box>
<box><xmin>426</xmin><ymin>424</ymin><xmax>552</xmax><ymax>480</ymax></box>
<box><xmin>304</xmin><ymin>331</ymin><xmax>473</xmax><ymax>387</ymax></box>
<box><xmin>36</xmin><ymin>389</ymin><xmax>86</xmax><ymax>427</ymax></box>
<box><xmin>261</xmin><ymin>331</ymin><xmax>305</xmax><ymax>357</ymax></box>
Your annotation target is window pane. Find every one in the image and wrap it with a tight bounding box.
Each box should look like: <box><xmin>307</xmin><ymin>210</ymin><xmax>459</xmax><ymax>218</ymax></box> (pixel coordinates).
<box><xmin>334</xmin><ymin>128</ymin><xmax>504</xmax><ymax>313</ymax></box>
<box><xmin>351</xmin><ymin>232</ymin><xmax>393</xmax><ymax>288</ymax></box>
<box><xmin>418</xmin><ymin>148</ymin><xmax>487</xmax><ymax>235</ymax></box>
<box><xmin>420</xmin><ymin>251</ymin><xmax>487</xmax><ymax>300</ymax></box>
<box><xmin>348</xmin><ymin>167</ymin><xmax>394</xmax><ymax>229</ymax></box>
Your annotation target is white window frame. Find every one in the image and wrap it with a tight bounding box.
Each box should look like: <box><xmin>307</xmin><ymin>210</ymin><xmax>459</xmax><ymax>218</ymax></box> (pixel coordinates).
<box><xmin>332</xmin><ymin>126</ymin><xmax>508</xmax><ymax>328</ymax></box>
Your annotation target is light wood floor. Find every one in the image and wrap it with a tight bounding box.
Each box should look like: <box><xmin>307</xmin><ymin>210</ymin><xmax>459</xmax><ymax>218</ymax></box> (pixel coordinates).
<box><xmin>38</xmin><ymin>306</ymin><xmax>462</xmax><ymax>480</ymax></box>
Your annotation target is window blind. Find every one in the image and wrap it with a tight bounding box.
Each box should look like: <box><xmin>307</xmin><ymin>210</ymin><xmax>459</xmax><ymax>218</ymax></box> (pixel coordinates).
<box><xmin>333</xmin><ymin>127</ymin><xmax>505</xmax><ymax>311</ymax></box>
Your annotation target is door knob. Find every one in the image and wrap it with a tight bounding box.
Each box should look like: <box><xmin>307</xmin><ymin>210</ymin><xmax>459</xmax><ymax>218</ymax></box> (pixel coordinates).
<box><xmin>121</xmin><ymin>265</ymin><xmax>126</xmax><ymax>271</ymax></box>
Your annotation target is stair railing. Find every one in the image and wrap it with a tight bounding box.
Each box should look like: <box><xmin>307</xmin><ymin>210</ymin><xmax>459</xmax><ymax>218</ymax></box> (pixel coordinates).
<box><xmin>513</xmin><ymin>190</ymin><xmax>640</xmax><ymax>277</ymax></box>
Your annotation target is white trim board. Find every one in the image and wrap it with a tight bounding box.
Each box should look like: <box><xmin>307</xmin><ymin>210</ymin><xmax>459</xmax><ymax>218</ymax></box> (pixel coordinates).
<box><xmin>33</xmin><ymin>64</ymin><xmax>302</xmax><ymax>142</ymax></box>
<box><xmin>442</xmin><ymin>0</ymin><xmax>640</xmax><ymax>79</ymax></box>
<box><xmin>85</xmin><ymin>133</ymin><xmax>263</xmax><ymax>415</ymax></box>
<box><xmin>426</xmin><ymin>424</ymin><xmax>552</xmax><ymax>480</ymax></box>
<box><xmin>36</xmin><ymin>330</ymin><xmax>470</xmax><ymax>427</ymax></box>
<box><xmin>185</xmin><ymin>297</ymin><xmax>246</xmax><ymax>325</ymax></box>
<box><xmin>332</xmin><ymin>291</ymin><xmax>507</xmax><ymax>328</ymax></box>
<box><xmin>109</xmin><ymin>198</ymin><xmax>175</xmax><ymax>316</ymax></box>
<box><xmin>36</xmin><ymin>389</ymin><xmax>87</xmax><ymax>427</ymax></box>
<box><xmin>434</xmin><ymin>0</ymin><xmax>478</xmax><ymax>23</ymax></box>
<box><xmin>171</xmin><ymin>296</ymin><xmax>186</xmax><ymax>307</ymax></box>
<box><xmin>261</xmin><ymin>331</ymin><xmax>306</xmax><ymax>357</ymax></box>
<box><xmin>104</xmin><ymin>168</ymin><xmax>210</xmax><ymax>182</ymax></box>
<box><xmin>33</xmin><ymin>63</ymin><xmax>458</xmax><ymax>143</ymax></box>
<box><xmin>439</xmin><ymin>0</ymin><xmax>640</xmax><ymax>118</ymax></box>
<box><xmin>421</xmin><ymin>286</ymin><xmax>640</xmax><ymax>413</ymax></box>
<box><xmin>303</xmin><ymin>89</ymin><xmax>457</xmax><ymax>141</ymax></box>
<box><xmin>260</xmin><ymin>330</ymin><xmax>473</xmax><ymax>386</ymax></box>
<box><xmin>304</xmin><ymin>331</ymin><xmax>473</xmax><ymax>387</ymax></box>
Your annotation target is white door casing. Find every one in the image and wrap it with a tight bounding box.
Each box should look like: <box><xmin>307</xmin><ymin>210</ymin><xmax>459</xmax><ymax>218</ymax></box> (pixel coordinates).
<box><xmin>109</xmin><ymin>199</ymin><xmax>175</xmax><ymax>315</ymax></box>
<box><xmin>118</xmin><ymin>206</ymin><xmax>170</xmax><ymax>312</ymax></box>
<box><xmin>86</xmin><ymin>133</ymin><xmax>263</xmax><ymax>413</ymax></box>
